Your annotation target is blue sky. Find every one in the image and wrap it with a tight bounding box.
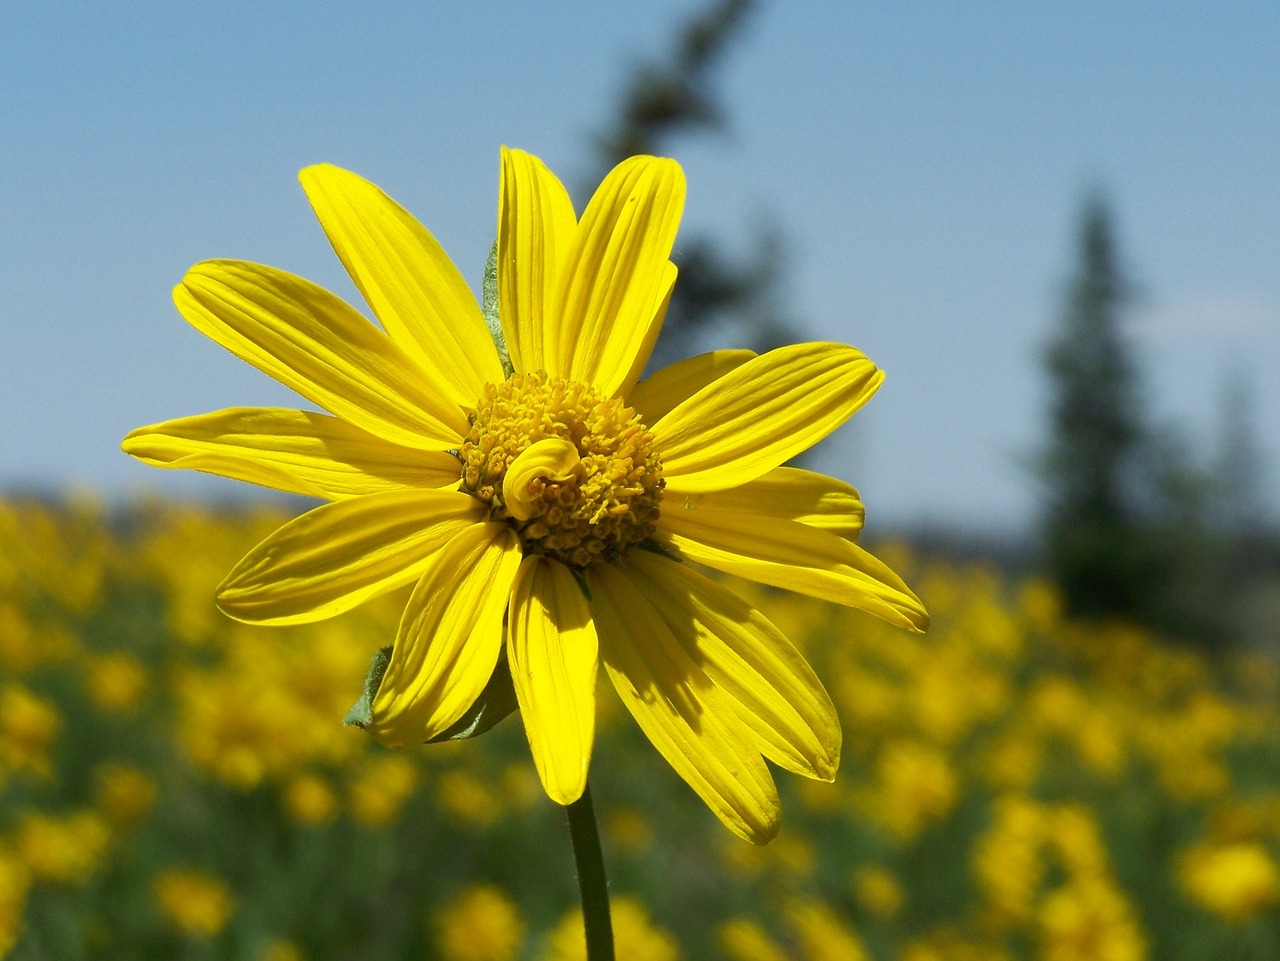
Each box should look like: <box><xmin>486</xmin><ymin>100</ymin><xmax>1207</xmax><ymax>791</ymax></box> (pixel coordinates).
<box><xmin>4</xmin><ymin>2</ymin><xmax>1278</xmax><ymax>534</ymax></box>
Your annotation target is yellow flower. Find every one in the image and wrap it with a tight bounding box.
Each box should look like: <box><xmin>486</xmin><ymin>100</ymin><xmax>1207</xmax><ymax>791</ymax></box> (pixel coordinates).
<box><xmin>14</xmin><ymin>810</ymin><xmax>110</xmax><ymax>886</ymax></box>
<box><xmin>152</xmin><ymin>868</ymin><xmax>234</xmax><ymax>938</ymax></box>
<box><xmin>283</xmin><ymin>772</ymin><xmax>339</xmax><ymax>825</ymax></box>
<box><xmin>123</xmin><ymin>149</ymin><xmax>926</xmax><ymax>842</ymax></box>
<box><xmin>544</xmin><ymin>895</ymin><xmax>677</xmax><ymax>961</ymax></box>
<box><xmin>0</xmin><ymin>684</ymin><xmax>61</xmax><ymax>779</ymax></box>
<box><xmin>0</xmin><ymin>845</ymin><xmax>32</xmax><ymax>958</ymax></box>
<box><xmin>785</xmin><ymin>899</ymin><xmax>868</xmax><ymax>961</ymax></box>
<box><xmin>1036</xmin><ymin>881</ymin><xmax>1146</xmax><ymax>961</ymax></box>
<box><xmin>348</xmin><ymin>754</ymin><xmax>419</xmax><ymax>826</ymax></box>
<box><xmin>718</xmin><ymin>918</ymin><xmax>792</xmax><ymax>961</ymax></box>
<box><xmin>1178</xmin><ymin>840</ymin><xmax>1279</xmax><ymax>921</ymax></box>
<box><xmin>93</xmin><ymin>762</ymin><xmax>159</xmax><ymax>826</ymax></box>
<box><xmin>852</xmin><ymin>865</ymin><xmax>904</xmax><ymax>920</ymax></box>
<box><xmin>432</xmin><ymin>884</ymin><xmax>525</xmax><ymax>961</ymax></box>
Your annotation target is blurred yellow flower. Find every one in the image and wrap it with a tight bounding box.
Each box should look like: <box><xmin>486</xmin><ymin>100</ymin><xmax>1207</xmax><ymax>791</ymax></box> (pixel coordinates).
<box><xmin>853</xmin><ymin>864</ymin><xmax>904</xmax><ymax>920</ymax></box>
<box><xmin>718</xmin><ymin>917</ymin><xmax>792</xmax><ymax>961</ymax></box>
<box><xmin>93</xmin><ymin>762</ymin><xmax>159</xmax><ymax>827</ymax></box>
<box><xmin>544</xmin><ymin>895</ymin><xmax>678</xmax><ymax>961</ymax></box>
<box><xmin>1179</xmin><ymin>840</ymin><xmax>1279</xmax><ymax>921</ymax></box>
<box><xmin>436</xmin><ymin>769</ymin><xmax>502</xmax><ymax>828</ymax></box>
<box><xmin>432</xmin><ymin>884</ymin><xmax>524</xmax><ymax>961</ymax></box>
<box><xmin>0</xmin><ymin>845</ymin><xmax>32</xmax><ymax>958</ymax></box>
<box><xmin>122</xmin><ymin>148</ymin><xmax>925</xmax><ymax>842</ymax></box>
<box><xmin>785</xmin><ymin>899</ymin><xmax>868</xmax><ymax>961</ymax></box>
<box><xmin>0</xmin><ymin>684</ymin><xmax>60</xmax><ymax>779</ymax></box>
<box><xmin>83</xmin><ymin>651</ymin><xmax>149</xmax><ymax>713</ymax></box>
<box><xmin>260</xmin><ymin>940</ymin><xmax>306</xmax><ymax>961</ymax></box>
<box><xmin>348</xmin><ymin>754</ymin><xmax>419</xmax><ymax>826</ymax></box>
<box><xmin>284</xmin><ymin>772</ymin><xmax>339</xmax><ymax>825</ymax></box>
<box><xmin>152</xmin><ymin>868</ymin><xmax>234</xmax><ymax>938</ymax></box>
<box><xmin>14</xmin><ymin>810</ymin><xmax>110</xmax><ymax>886</ymax></box>
<box><xmin>1036</xmin><ymin>881</ymin><xmax>1146</xmax><ymax>961</ymax></box>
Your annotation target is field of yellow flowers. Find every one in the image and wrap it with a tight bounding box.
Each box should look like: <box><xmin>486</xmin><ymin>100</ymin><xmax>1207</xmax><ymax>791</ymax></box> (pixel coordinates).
<box><xmin>3</xmin><ymin>495</ymin><xmax>1279</xmax><ymax>960</ymax></box>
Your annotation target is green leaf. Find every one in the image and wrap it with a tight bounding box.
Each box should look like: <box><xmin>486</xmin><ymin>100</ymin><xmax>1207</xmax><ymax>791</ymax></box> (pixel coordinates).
<box><xmin>483</xmin><ymin>239</ymin><xmax>514</xmax><ymax>378</ymax></box>
<box><xmin>425</xmin><ymin>654</ymin><xmax>519</xmax><ymax>742</ymax></box>
<box><xmin>343</xmin><ymin>645</ymin><xmax>391</xmax><ymax>728</ymax></box>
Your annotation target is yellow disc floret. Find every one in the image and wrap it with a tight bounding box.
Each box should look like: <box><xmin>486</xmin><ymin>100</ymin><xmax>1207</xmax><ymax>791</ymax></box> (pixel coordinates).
<box><xmin>459</xmin><ymin>372</ymin><xmax>664</xmax><ymax>568</ymax></box>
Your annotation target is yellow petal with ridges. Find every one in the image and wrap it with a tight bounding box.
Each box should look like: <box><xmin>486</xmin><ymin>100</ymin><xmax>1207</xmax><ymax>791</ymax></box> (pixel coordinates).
<box><xmin>626</xmin><ymin>348</ymin><xmax>756</xmax><ymax>427</ymax></box>
<box><xmin>589</xmin><ymin>562</ymin><xmax>780</xmax><ymax>844</ymax></box>
<box><xmin>668</xmin><ymin>467</ymin><xmax>864</xmax><ymax>540</ymax></box>
<box><xmin>176</xmin><ymin>260</ymin><xmax>468</xmax><ymax>449</ymax></box>
<box><xmin>217</xmin><ymin>489</ymin><xmax>485</xmax><ymax>625</ymax></box>
<box><xmin>615</xmin><ymin>260</ymin><xmax>678</xmax><ymax>398</ymax></box>
<box><xmin>554</xmin><ymin>156</ymin><xmax>686</xmax><ymax>397</ymax></box>
<box><xmin>627</xmin><ymin>549</ymin><xmax>840</xmax><ymax>780</ymax></box>
<box><xmin>122</xmin><ymin>407</ymin><xmax>460</xmax><ymax>500</ymax></box>
<box><xmin>368</xmin><ymin>522</ymin><xmax>521</xmax><ymax>747</ymax></box>
<box><xmin>656</xmin><ymin>510</ymin><xmax>929</xmax><ymax>632</ymax></box>
<box><xmin>654</xmin><ymin>343</ymin><xmax>882</xmax><ymax>493</ymax></box>
<box><xmin>299</xmin><ymin>164</ymin><xmax>503</xmax><ymax>405</ymax></box>
<box><xmin>508</xmin><ymin>556</ymin><xmax>598</xmax><ymax>804</ymax></box>
<box><xmin>498</xmin><ymin>147</ymin><xmax>577</xmax><ymax>376</ymax></box>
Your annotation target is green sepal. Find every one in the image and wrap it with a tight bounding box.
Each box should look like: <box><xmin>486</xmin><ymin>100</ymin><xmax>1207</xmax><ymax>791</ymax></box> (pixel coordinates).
<box><xmin>343</xmin><ymin>645</ymin><xmax>391</xmax><ymax>728</ymax></box>
<box><xmin>425</xmin><ymin>655</ymin><xmax>519</xmax><ymax>742</ymax></box>
<box><xmin>483</xmin><ymin>240</ymin><xmax>514</xmax><ymax>378</ymax></box>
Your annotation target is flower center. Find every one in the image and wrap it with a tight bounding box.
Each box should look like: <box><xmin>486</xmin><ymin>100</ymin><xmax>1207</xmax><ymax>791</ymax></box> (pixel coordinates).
<box><xmin>458</xmin><ymin>372</ymin><xmax>664</xmax><ymax>569</ymax></box>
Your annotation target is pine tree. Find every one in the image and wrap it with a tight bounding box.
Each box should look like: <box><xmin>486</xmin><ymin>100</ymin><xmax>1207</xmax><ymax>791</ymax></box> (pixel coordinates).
<box><xmin>1038</xmin><ymin>193</ymin><xmax>1161</xmax><ymax>620</ymax></box>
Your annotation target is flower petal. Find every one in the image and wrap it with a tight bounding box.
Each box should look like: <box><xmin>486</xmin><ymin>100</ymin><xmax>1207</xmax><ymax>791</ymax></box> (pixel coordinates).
<box><xmin>367</xmin><ymin>522</ymin><xmax>521</xmax><ymax>747</ymax></box>
<box><xmin>217</xmin><ymin>489</ymin><xmax>486</xmax><ymax>625</ymax></box>
<box><xmin>588</xmin><ymin>562</ymin><xmax>780</xmax><ymax>844</ymax></box>
<box><xmin>176</xmin><ymin>260</ymin><xmax>469</xmax><ymax>449</ymax></box>
<box><xmin>497</xmin><ymin>147</ymin><xmax>577</xmax><ymax>376</ymax></box>
<box><xmin>299</xmin><ymin>164</ymin><xmax>503</xmax><ymax>405</ymax></box>
<box><xmin>653</xmin><ymin>343</ymin><xmax>883</xmax><ymax>493</ymax></box>
<box><xmin>122</xmin><ymin>407</ymin><xmax>460</xmax><ymax>500</ymax></box>
<box><xmin>667</xmin><ymin>467</ymin><xmax>864</xmax><ymax>541</ymax></box>
<box><xmin>655</xmin><ymin>509</ymin><xmax>929</xmax><ymax>632</ymax></box>
<box><xmin>627</xmin><ymin>549</ymin><xmax>840</xmax><ymax>780</ymax></box>
<box><xmin>626</xmin><ymin>348</ymin><xmax>756</xmax><ymax>426</ymax></box>
<box><xmin>554</xmin><ymin>156</ymin><xmax>686</xmax><ymax>396</ymax></box>
<box><xmin>615</xmin><ymin>260</ymin><xmax>678</xmax><ymax>398</ymax></box>
<box><xmin>507</xmin><ymin>556</ymin><xmax>598</xmax><ymax>804</ymax></box>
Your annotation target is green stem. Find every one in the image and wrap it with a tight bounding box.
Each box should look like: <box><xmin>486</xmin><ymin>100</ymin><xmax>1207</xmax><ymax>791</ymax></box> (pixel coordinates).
<box><xmin>566</xmin><ymin>783</ymin><xmax>614</xmax><ymax>961</ymax></box>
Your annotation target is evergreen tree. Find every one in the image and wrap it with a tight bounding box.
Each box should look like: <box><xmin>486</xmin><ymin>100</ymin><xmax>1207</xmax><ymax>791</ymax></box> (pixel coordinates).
<box><xmin>1038</xmin><ymin>193</ymin><xmax>1162</xmax><ymax>620</ymax></box>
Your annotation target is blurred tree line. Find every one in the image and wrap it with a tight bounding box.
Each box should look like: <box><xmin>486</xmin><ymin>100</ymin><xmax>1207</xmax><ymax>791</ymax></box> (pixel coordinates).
<box><xmin>1036</xmin><ymin>194</ymin><xmax>1280</xmax><ymax>651</ymax></box>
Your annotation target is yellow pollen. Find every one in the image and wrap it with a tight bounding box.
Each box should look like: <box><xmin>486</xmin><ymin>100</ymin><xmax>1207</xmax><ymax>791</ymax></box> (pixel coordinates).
<box><xmin>459</xmin><ymin>372</ymin><xmax>665</xmax><ymax>568</ymax></box>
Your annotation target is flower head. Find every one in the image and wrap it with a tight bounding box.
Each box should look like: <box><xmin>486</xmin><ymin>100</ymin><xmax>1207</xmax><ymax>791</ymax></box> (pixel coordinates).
<box><xmin>123</xmin><ymin>148</ymin><xmax>927</xmax><ymax>842</ymax></box>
